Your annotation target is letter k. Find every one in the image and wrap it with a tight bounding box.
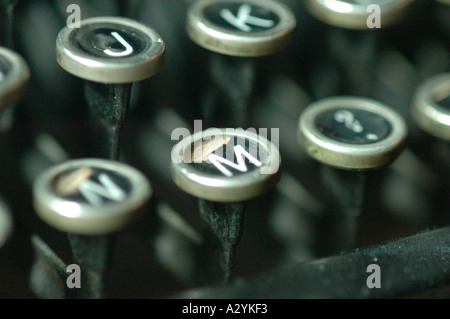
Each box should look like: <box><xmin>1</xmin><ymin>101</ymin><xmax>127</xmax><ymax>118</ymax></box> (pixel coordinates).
<box><xmin>220</xmin><ymin>4</ymin><xmax>275</xmax><ymax>32</ymax></box>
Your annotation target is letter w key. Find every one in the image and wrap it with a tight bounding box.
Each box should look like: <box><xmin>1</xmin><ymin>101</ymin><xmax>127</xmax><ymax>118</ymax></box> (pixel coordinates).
<box><xmin>220</xmin><ymin>4</ymin><xmax>275</xmax><ymax>32</ymax></box>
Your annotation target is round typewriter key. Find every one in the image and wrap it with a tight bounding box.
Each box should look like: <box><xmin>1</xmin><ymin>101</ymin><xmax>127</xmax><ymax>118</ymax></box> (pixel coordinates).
<box><xmin>56</xmin><ymin>16</ymin><xmax>165</xmax><ymax>160</ymax></box>
<box><xmin>298</xmin><ymin>97</ymin><xmax>407</xmax><ymax>169</ymax></box>
<box><xmin>171</xmin><ymin>129</ymin><xmax>281</xmax><ymax>202</ymax></box>
<box><xmin>0</xmin><ymin>199</ymin><xmax>12</xmax><ymax>249</ymax></box>
<box><xmin>304</xmin><ymin>0</ymin><xmax>414</xmax><ymax>96</ymax></box>
<box><xmin>304</xmin><ymin>0</ymin><xmax>414</xmax><ymax>30</ymax></box>
<box><xmin>56</xmin><ymin>16</ymin><xmax>164</xmax><ymax>83</ymax></box>
<box><xmin>186</xmin><ymin>0</ymin><xmax>296</xmax><ymax>127</ymax></box>
<box><xmin>0</xmin><ymin>47</ymin><xmax>30</xmax><ymax>111</ymax></box>
<box><xmin>171</xmin><ymin>128</ymin><xmax>281</xmax><ymax>283</ymax></box>
<box><xmin>411</xmin><ymin>73</ymin><xmax>450</xmax><ymax>141</ymax></box>
<box><xmin>33</xmin><ymin>158</ymin><xmax>151</xmax><ymax>298</ymax></box>
<box><xmin>298</xmin><ymin>97</ymin><xmax>407</xmax><ymax>254</ymax></box>
<box><xmin>186</xmin><ymin>0</ymin><xmax>296</xmax><ymax>57</ymax></box>
<box><xmin>33</xmin><ymin>158</ymin><xmax>151</xmax><ymax>235</ymax></box>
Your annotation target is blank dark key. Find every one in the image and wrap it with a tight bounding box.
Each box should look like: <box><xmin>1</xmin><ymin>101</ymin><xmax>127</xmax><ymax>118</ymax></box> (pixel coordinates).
<box><xmin>171</xmin><ymin>128</ymin><xmax>281</xmax><ymax>284</ymax></box>
<box><xmin>56</xmin><ymin>16</ymin><xmax>165</xmax><ymax>160</ymax></box>
<box><xmin>33</xmin><ymin>159</ymin><xmax>152</xmax><ymax>298</ymax></box>
<box><xmin>298</xmin><ymin>96</ymin><xmax>407</xmax><ymax>255</ymax></box>
<box><xmin>186</xmin><ymin>0</ymin><xmax>296</xmax><ymax>127</ymax></box>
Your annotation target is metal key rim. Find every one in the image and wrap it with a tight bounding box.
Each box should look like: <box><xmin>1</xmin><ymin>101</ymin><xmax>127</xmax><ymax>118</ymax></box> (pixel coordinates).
<box><xmin>33</xmin><ymin>158</ymin><xmax>152</xmax><ymax>235</ymax></box>
<box><xmin>0</xmin><ymin>47</ymin><xmax>30</xmax><ymax>110</ymax></box>
<box><xmin>298</xmin><ymin>96</ymin><xmax>408</xmax><ymax>170</ymax></box>
<box><xmin>304</xmin><ymin>0</ymin><xmax>414</xmax><ymax>30</ymax></box>
<box><xmin>171</xmin><ymin>129</ymin><xmax>281</xmax><ymax>202</ymax></box>
<box><xmin>186</xmin><ymin>0</ymin><xmax>296</xmax><ymax>57</ymax></box>
<box><xmin>411</xmin><ymin>73</ymin><xmax>450</xmax><ymax>141</ymax></box>
<box><xmin>56</xmin><ymin>16</ymin><xmax>165</xmax><ymax>84</ymax></box>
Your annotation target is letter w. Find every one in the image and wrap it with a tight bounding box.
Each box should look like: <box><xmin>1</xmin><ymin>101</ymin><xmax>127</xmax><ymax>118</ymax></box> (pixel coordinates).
<box><xmin>208</xmin><ymin>145</ymin><xmax>262</xmax><ymax>177</ymax></box>
<box><xmin>79</xmin><ymin>174</ymin><xmax>126</xmax><ymax>206</ymax></box>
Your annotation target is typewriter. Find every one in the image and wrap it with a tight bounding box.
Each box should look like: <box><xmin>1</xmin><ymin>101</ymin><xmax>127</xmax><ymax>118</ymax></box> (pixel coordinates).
<box><xmin>0</xmin><ymin>0</ymin><xmax>449</xmax><ymax>300</ymax></box>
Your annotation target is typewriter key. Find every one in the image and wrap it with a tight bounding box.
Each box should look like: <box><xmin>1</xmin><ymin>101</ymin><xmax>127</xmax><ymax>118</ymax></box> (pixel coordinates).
<box><xmin>299</xmin><ymin>97</ymin><xmax>407</xmax><ymax>169</ymax></box>
<box><xmin>171</xmin><ymin>128</ymin><xmax>281</xmax><ymax>283</ymax></box>
<box><xmin>0</xmin><ymin>47</ymin><xmax>29</xmax><ymax>133</ymax></box>
<box><xmin>33</xmin><ymin>158</ymin><xmax>151</xmax><ymax>235</ymax></box>
<box><xmin>33</xmin><ymin>159</ymin><xmax>151</xmax><ymax>298</ymax></box>
<box><xmin>186</xmin><ymin>0</ymin><xmax>296</xmax><ymax>126</ymax></box>
<box><xmin>0</xmin><ymin>199</ymin><xmax>12</xmax><ymax>249</ymax></box>
<box><xmin>0</xmin><ymin>47</ymin><xmax>30</xmax><ymax>112</ymax></box>
<box><xmin>56</xmin><ymin>16</ymin><xmax>165</xmax><ymax>160</ymax></box>
<box><xmin>304</xmin><ymin>0</ymin><xmax>414</xmax><ymax>96</ymax></box>
<box><xmin>411</xmin><ymin>73</ymin><xmax>450</xmax><ymax>225</ymax></box>
<box><xmin>411</xmin><ymin>73</ymin><xmax>450</xmax><ymax>141</ymax></box>
<box><xmin>304</xmin><ymin>0</ymin><xmax>414</xmax><ymax>30</ymax></box>
<box><xmin>186</xmin><ymin>0</ymin><xmax>296</xmax><ymax>57</ymax></box>
<box><xmin>298</xmin><ymin>97</ymin><xmax>407</xmax><ymax>254</ymax></box>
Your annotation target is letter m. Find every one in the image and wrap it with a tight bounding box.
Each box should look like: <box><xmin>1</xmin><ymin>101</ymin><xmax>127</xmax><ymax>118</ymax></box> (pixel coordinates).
<box><xmin>208</xmin><ymin>145</ymin><xmax>262</xmax><ymax>177</ymax></box>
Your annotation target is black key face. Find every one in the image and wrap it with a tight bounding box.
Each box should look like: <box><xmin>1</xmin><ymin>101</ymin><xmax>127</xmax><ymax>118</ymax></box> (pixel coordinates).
<box><xmin>70</xmin><ymin>23</ymin><xmax>151</xmax><ymax>59</ymax></box>
<box><xmin>186</xmin><ymin>135</ymin><xmax>269</xmax><ymax>177</ymax></box>
<box><xmin>52</xmin><ymin>167</ymin><xmax>132</xmax><ymax>207</ymax></box>
<box><xmin>315</xmin><ymin>108</ymin><xmax>393</xmax><ymax>144</ymax></box>
<box><xmin>203</xmin><ymin>2</ymin><xmax>280</xmax><ymax>33</ymax></box>
<box><xmin>0</xmin><ymin>55</ymin><xmax>11</xmax><ymax>83</ymax></box>
<box><xmin>436</xmin><ymin>94</ymin><xmax>450</xmax><ymax>111</ymax></box>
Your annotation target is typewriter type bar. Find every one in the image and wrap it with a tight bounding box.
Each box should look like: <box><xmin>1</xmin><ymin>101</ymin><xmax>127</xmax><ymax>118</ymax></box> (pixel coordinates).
<box><xmin>298</xmin><ymin>96</ymin><xmax>407</xmax><ymax>254</ymax></box>
<box><xmin>186</xmin><ymin>0</ymin><xmax>296</xmax><ymax>127</ymax></box>
<box><xmin>171</xmin><ymin>128</ymin><xmax>281</xmax><ymax>284</ymax></box>
<box><xmin>304</xmin><ymin>0</ymin><xmax>414</xmax><ymax>96</ymax></box>
<box><xmin>56</xmin><ymin>16</ymin><xmax>165</xmax><ymax>160</ymax></box>
<box><xmin>0</xmin><ymin>0</ymin><xmax>18</xmax><ymax>47</ymax></box>
<box><xmin>33</xmin><ymin>159</ymin><xmax>152</xmax><ymax>298</ymax></box>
